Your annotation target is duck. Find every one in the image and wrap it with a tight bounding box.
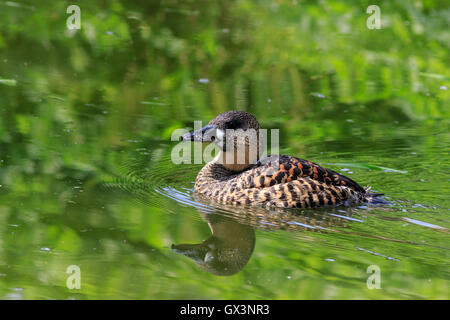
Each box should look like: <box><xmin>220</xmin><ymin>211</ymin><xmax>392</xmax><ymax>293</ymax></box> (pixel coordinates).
<box><xmin>181</xmin><ymin>110</ymin><xmax>384</xmax><ymax>209</ymax></box>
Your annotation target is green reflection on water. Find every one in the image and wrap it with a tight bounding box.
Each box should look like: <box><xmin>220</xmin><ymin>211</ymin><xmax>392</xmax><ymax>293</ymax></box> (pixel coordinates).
<box><xmin>0</xmin><ymin>0</ymin><xmax>449</xmax><ymax>299</ymax></box>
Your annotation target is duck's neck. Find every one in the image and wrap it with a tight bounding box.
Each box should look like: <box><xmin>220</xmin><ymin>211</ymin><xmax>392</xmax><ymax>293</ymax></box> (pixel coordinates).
<box><xmin>214</xmin><ymin>146</ymin><xmax>260</xmax><ymax>172</ymax></box>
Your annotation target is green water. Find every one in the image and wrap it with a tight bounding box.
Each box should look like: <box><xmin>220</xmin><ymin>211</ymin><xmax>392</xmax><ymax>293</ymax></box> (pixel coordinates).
<box><xmin>0</xmin><ymin>0</ymin><xmax>449</xmax><ymax>299</ymax></box>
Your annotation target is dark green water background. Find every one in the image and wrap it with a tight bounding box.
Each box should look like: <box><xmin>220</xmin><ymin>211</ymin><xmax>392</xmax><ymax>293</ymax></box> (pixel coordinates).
<box><xmin>0</xmin><ymin>0</ymin><xmax>449</xmax><ymax>299</ymax></box>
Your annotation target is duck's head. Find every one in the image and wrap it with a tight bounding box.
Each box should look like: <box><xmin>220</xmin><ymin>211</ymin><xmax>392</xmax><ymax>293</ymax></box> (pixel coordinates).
<box><xmin>182</xmin><ymin>111</ymin><xmax>264</xmax><ymax>172</ymax></box>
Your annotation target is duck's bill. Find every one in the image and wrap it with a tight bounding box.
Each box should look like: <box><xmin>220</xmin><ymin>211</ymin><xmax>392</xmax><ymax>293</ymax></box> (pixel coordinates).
<box><xmin>182</xmin><ymin>124</ymin><xmax>218</xmax><ymax>142</ymax></box>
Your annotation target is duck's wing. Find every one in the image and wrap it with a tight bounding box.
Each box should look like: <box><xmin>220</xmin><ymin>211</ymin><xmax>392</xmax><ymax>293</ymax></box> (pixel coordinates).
<box><xmin>256</xmin><ymin>155</ymin><xmax>366</xmax><ymax>193</ymax></box>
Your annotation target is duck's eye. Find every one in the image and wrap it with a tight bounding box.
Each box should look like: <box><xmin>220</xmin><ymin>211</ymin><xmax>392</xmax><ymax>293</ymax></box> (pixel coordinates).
<box><xmin>211</xmin><ymin>135</ymin><xmax>215</xmax><ymax>141</ymax></box>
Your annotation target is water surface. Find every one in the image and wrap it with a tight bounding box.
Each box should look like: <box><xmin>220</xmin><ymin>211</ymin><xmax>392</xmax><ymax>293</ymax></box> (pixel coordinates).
<box><xmin>0</xmin><ymin>0</ymin><xmax>449</xmax><ymax>299</ymax></box>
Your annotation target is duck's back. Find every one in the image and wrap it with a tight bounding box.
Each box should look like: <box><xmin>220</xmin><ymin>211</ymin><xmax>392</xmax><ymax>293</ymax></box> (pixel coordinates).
<box><xmin>195</xmin><ymin>155</ymin><xmax>369</xmax><ymax>208</ymax></box>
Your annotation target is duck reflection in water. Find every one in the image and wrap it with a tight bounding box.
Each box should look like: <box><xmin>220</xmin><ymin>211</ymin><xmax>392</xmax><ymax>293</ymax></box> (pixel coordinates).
<box><xmin>172</xmin><ymin>213</ymin><xmax>255</xmax><ymax>276</ymax></box>
<box><xmin>171</xmin><ymin>196</ymin><xmax>363</xmax><ymax>276</ymax></box>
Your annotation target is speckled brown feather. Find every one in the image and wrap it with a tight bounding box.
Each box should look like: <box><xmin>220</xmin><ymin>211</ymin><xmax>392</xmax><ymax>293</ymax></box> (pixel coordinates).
<box><xmin>195</xmin><ymin>155</ymin><xmax>368</xmax><ymax>208</ymax></box>
<box><xmin>189</xmin><ymin>110</ymin><xmax>383</xmax><ymax>208</ymax></box>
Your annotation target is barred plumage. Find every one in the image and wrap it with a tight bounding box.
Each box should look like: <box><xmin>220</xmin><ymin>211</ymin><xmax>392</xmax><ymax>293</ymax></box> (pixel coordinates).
<box><xmin>195</xmin><ymin>156</ymin><xmax>367</xmax><ymax>208</ymax></box>
<box><xmin>183</xmin><ymin>111</ymin><xmax>384</xmax><ymax>208</ymax></box>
